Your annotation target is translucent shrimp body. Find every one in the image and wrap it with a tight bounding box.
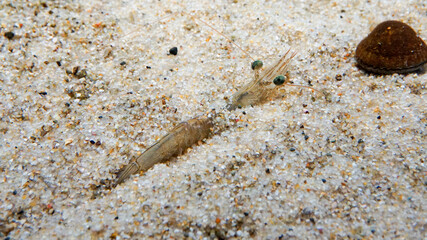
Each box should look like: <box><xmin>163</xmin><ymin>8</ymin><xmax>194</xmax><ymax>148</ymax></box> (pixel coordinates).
<box><xmin>115</xmin><ymin>115</ymin><xmax>213</xmax><ymax>185</ymax></box>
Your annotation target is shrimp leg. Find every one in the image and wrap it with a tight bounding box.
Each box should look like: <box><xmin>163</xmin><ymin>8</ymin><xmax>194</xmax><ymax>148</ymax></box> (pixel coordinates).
<box><xmin>115</xmin><ymin>115</ymin><xmax>213</xmax><ymax>185</ymax></box>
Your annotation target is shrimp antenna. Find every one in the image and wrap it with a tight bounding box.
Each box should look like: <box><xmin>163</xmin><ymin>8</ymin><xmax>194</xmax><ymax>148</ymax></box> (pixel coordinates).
<box><xmin>283</xmin><ymin>83</ymin><xmax>323</xmax><ymax>94</ymax></box>
<box><xmin>191</xmin><ymin>15</ymin><xmax>256</xmax><ymax>62</ymax></box>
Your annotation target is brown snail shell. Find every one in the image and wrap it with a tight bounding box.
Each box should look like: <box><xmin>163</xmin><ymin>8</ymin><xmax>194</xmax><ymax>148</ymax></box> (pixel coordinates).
<box><xmin>355</xmin><ymin>20</ymin><xmax>427</xmax><ymax>74</ymax></box>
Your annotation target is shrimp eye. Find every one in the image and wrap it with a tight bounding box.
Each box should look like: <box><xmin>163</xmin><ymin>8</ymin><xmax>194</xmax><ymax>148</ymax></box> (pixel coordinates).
<box><xmin>251</xmin><ymin>60</ymin><xmax>263</xmax><ymax>70</ymax></box>
<box><xmin>273</xmin><ymin>75</ymin><xmax>286</xmax><ymax>85</ymax></box>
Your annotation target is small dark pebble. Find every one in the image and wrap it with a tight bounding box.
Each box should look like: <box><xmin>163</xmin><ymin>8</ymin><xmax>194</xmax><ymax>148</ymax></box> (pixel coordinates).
<box><xmin>265</xmin><ymin>168</ymin><xmax>271</xmax><ymax>174</ymax></box>
<box><xmin>114</xmin><ymin>216</ymin><xmax>119</xmax><ymax>220</ymax></box>
<box><xmin>4</xmin><ymin>31</ymin><xmax>15</xmax><ymax>39</ymax></box>
<box><xmin>90</xmin><ymin>140</ymin><xmax>96</xmax><ymax>144</ymax></box>
<box><xmin>12</xmin><ymin>190</ymin><xmax>17</xmax><ymax>195</ymax></box>
<box><xmin>169</xmin><ymin>47</ymin><xmax>178</xmax><ymax>55</ymax></box>
<box><xmin>39</xmin><ymin>91</ymin><xmax>47</xmax><ymax>95</ymax></box>
<box><xmin>321</xmin><ymin>179</ymin><xmax>326</xmax><ymax>183</ymax></box>
<box><xmin>244</xmin><ymin>212</ymin><xmax>249</xmax><ymax>216</ymax></box>
<box><xmin>197</xmin><ymin>191</ymin><xmax>203</xmax><ymax>196</ymax></box>
<box><xmin>98</xmin><ymin>116</ymin><xmax>103</xmax><ymax>119</ymax></box>
<box><xmin>146</xmin><ymin>66</ymin><xmax>151</xmax><ymax>69</ymax></box>
<box><xmin>120</xmin><ymin>61</ymin><xmax>126</xmax><ymax>66</ymax></box>
<box><xmin>278</xmin><ymin>234</ymin><xmax>284</xmax><ymax>239</ymax></box>
<box><xmin>377</xmin><ymin>115</ymin><xmax>381</xmax><ymax>119</ymax></box>
<box><xmin>56</xmin><ymin>61</ymin><xmax>61</xmax><ymax>67</ymax></box>
<box><xmin>290</xmin><ymin>147</ymin><xmax>296</xmax><ymax>152</ymax></box>
<box><xmin>72</xmin><ymin>66</ymin><xmax>80</xmax><ymax>75</ymax></box>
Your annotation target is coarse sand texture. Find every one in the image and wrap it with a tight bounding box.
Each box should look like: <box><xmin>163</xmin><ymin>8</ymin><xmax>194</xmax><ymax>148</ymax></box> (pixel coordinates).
<box><xmin>0</xmin><ymin>0</ymin><xmax>425</xmax><ymax>239</ymax></box>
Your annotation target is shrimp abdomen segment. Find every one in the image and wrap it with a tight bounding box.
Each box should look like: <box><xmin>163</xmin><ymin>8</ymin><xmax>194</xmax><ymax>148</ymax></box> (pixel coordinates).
<box><xmin>115</xmin><ymin>116</ymin><xmax>213</xmax><ymax>185</ymax></box>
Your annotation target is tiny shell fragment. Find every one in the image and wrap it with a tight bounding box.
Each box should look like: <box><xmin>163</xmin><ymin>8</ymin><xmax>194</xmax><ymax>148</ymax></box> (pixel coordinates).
<box><xmin>65</xmin><ymin>138</ymin><xmax>74</xmax><ymax>145</ymax></box>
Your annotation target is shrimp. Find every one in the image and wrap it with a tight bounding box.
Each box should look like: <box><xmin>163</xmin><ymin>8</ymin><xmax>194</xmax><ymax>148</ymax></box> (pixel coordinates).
<box><xmin>115</xmin><ymin>115</ymin><xmax>214</xmax><ymax>185</ymax></box>
<box><xmin>113</xmin><ymin>15</ymin><xmax>321</xmax><ymax>186</ymax></box>
<box><xmin>114</xmin><ymin>51</ymin><xmax>297</xmax><ymax>185</ymax></box>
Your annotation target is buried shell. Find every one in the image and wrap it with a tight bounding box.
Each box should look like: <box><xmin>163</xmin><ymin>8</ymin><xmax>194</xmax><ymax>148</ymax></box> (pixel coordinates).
<box><xmin>355</xmin><ymin>20</ymin><xmax>427</xmax><ymax>74</ymax></box>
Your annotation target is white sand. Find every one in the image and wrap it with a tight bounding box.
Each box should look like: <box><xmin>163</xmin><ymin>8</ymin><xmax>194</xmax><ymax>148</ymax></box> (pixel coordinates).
<box><xmin>1</xmin><ymin>0</ymin><xmax>426</xmax><ymax>239</ymax></box>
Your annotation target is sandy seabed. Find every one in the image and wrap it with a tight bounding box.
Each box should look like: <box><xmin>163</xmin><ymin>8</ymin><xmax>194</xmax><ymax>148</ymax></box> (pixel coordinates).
<box><xmin>0</xmin><ymin>0</ymin><xmax>426</xmax><ymax>239</ymax></box>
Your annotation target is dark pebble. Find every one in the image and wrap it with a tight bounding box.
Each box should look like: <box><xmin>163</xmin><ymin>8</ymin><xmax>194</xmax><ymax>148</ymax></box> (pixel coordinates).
<box><xmin>120</xmin><ymin>61</ymin><xmax>126</xmax><ymax>66</ymax></box>
<box><xmin>169</xmin><ymin>47</ymin><xmax>178</xmax><ymax>55</ymax></box>
<box><xmin>90</xmin><ymin>140</ymin><xmax>96</xmax><ymax>144</ymax></box>
<box><xmin>321</xmin><ymin>179</ymin><xmax>326</xmax><ymax>183</ymax></box>
<box><xmin>72</xmin><ymin>66</ymin><xmax>80</xmax><ymax>75</ymax></box>
<box><xmin>4</xmin><ymin>31</ymin><xmax>15</xmax><ymax>39</ymax></box>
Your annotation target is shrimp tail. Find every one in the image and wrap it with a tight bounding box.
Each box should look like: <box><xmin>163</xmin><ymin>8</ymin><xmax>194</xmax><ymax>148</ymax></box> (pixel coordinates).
<box><xmin>115</xmin><ymin>161</ymin><xmax>141</xmax><ymax>186</ymax></box>
<box><xmin>115</xmin><ymin>115</ymin><xmax>214</xmax><ymax>186</ymax></box>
